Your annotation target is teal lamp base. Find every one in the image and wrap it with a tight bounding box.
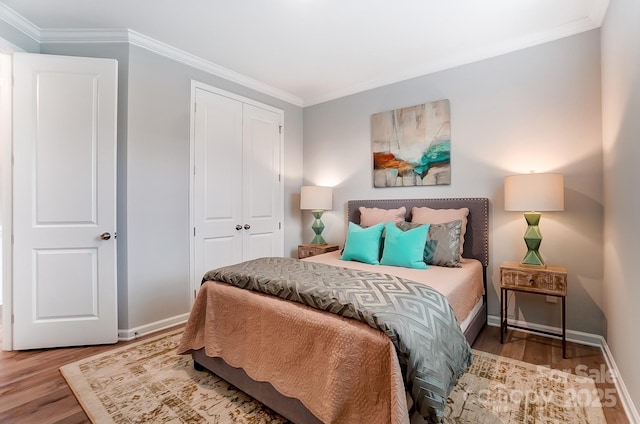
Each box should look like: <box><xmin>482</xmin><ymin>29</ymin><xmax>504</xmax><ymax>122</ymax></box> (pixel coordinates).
<box><xmin>521</xmin><ymin>212</ymin><xmax>545</xmax><ymax>267</ymax></box>
<box><xmin>310</xmin><ymin>210</ymin><xmax>327</xmax><ymax>245</ymax></box>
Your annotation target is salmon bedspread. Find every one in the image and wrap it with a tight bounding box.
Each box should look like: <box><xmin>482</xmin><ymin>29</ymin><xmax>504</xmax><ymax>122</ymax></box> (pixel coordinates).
<box><xmin>178</xmin><ymin>280</ymin><xmax>408</xmax><ymax>423</ymax></box>
<box><xmin>178</xmin><ymin>257</ymin><xmax>472</xmax><ymax>424</ymax></box>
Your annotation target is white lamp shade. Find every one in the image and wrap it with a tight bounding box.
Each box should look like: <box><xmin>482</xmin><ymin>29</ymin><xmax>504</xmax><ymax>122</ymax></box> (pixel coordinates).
<box><xmin>300</xmin><ymin>186</ymin><xmax>333</xmax><ymax>211</ymax></box>
<box><xmin>504</xmin><ymin>173</ymin><xmax>564</xmax><ymax>211</ymax></box>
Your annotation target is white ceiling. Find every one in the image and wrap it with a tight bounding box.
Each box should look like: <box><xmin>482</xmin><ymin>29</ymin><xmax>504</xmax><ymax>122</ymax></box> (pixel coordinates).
<box><xmin>0</xmin><ymin>0</ymin><xmax>609</xmax><ymax>106</ymax></box>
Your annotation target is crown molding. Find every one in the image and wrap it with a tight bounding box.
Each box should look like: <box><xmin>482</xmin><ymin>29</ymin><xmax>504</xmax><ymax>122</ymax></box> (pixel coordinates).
<box><xmin>0</xmin><ymin>2</ymin><xmax>40</xmax><ymax>42</ymax></box>
<box><xmin>0</xmin><ymin>6</ymin><xmax>303</xmax><ymax>107</ymax></box>
<box><xmin>125</xmin><ymin>30</ymin><xmax>303</xmax><ymax>107</ymax></box>
<box><xmin>2</xmin><ymin>1</ymin><xmax>609</xmax><ymax>108</ymax></box>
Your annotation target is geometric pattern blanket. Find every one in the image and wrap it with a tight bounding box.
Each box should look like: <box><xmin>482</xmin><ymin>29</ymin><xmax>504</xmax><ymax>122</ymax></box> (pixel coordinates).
<box><xmin>203</xmin><ymin>257</ymin><xmax>473</xmax><ymax>424</ymax></box>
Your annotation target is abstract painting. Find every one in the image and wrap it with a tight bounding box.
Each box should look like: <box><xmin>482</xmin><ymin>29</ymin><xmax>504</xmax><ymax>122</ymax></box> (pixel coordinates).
<box><xmin>371</xmin><ymin>100</ymin><xmax>451</xmax><ymax>187</ymax></box>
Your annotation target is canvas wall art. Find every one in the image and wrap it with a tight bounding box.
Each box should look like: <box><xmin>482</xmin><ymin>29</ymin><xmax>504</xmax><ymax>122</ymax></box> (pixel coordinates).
<box><xmin>371</xmin><ymin>100</ymin><xmax>451</xmax><ymax>187</ymax></box>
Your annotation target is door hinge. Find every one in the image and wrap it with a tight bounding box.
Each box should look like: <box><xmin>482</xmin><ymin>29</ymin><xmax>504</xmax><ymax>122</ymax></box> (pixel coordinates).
<box><xmin>279</xmin><ymin>125</ymin><xmax>282</xmax><ymax>134</ymax></box>
<box><xmin>279</xmin><ymin>222</ymin><xmax>281</xmax><ymax>230</ymax></box>
<box><xmin>278</xmin><ymin>173</ymin><xmax>281</xmax><ymax>182</ymax></box>
<box><xmin>194</xmin><ymin>103</ymin><xmax>197</xmax><ymax>113</ymax></box>
<box><xmin>193</xmin><ymin>227</ymin><xmax>196</xmax><ymax>237</ymax></box>
<box><xmin>194</xmin><ymin>289</ymin><xmax>197</xmax><ymax>299</ymax></box>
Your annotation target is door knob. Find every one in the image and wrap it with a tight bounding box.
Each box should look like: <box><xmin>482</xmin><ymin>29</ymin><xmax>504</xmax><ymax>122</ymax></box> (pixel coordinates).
<box><xmin>244</xmin><ymin>224</ymin><xmax>251</xmax><ymax>230</ymax></box>
<box><xmin>99</xmin><ymin>232</ymin><xmax>112</xmax><ymax>241</ymax></box>
<box><xmin>235</xmin><ymin>225</ymin><xmax>242</xmax><ymax>231</ymax></box>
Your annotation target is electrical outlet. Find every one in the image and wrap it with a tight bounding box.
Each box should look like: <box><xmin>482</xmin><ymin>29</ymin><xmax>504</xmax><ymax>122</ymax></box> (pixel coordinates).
<box><xmin>546</xmin><ymin>296</ymin><xmax>558</xmax><ymax>304</ymax></box>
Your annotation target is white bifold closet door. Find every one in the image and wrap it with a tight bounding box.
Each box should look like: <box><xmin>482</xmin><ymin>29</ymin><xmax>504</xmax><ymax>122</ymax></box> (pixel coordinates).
<box><xmin>192</xmin><ymin>86</ymin><xmax>283</xmax><ymax>299</ymax></box>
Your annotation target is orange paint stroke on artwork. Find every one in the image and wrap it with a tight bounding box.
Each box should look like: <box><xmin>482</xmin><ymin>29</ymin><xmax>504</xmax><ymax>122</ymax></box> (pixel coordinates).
<box><xmin>373</xmin><ymin>152</ymin><xmax>415</xmax><ymax>174</ymax></box>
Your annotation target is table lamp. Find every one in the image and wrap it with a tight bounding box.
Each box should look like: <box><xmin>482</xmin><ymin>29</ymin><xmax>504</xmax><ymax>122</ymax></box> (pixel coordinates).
<box><xmin>300</xmin><ymin>185</ymin><xmax>333</xmax><ymax>245</ymax></box>
<box><xmin>504</xmin><ymin>172</ymin><xmax>564</xmax><ymax>267</ymax></box>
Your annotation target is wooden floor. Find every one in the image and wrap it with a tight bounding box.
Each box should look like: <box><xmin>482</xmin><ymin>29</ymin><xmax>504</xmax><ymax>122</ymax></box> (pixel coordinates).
<box><xmin>0</xmin><ymin>323</ymin><xmax>630</xmax><ymax>424</ymax></box>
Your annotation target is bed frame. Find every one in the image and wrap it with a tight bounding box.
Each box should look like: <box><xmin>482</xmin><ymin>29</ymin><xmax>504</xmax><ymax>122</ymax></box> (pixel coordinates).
<box><xmin>193</xmin><ymin>197</ymin><xmax>489</xmax><ymax>424</ymax></box>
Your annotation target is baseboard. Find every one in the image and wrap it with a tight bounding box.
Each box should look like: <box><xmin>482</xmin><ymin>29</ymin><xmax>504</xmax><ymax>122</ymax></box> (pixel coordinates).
<box><xmin>117</xmin><ymin>313</ymin><xmax>189</xmax><ymax>341</ymax></box>
<box><xmin>487</xmin><ymin>314</ymin><xmax>603</xmax><ymax>346</ymax></box>
<box><xmin>600</xmin><ymin>337</ymin><xmax>640</xmax><ymax>423</ymax></box>
<box><xmin>487</xmin><ymin>314</ymin><xmax>640</xmax><ymax>423</ymax></box>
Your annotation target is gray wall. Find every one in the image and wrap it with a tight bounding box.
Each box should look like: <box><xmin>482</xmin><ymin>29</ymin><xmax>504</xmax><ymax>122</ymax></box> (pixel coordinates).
<box><xmin>601</xmin><ymin>0</ymin><xmax>640</xmax><ymax>413</ymax></box>
<box><xmin>0</xmin><ymin>22</ymin><xmax>39</xmax><ymax>53</ymax></box>
<box><xmin>125</xmin><ymin>45</ymin><xmax>304</xmax><ymax>328</ymax></box>
<box><xmin>304</xmin><ymin>30</ymin><xmax>605</xmax><ymax>336</ymax></box>
<box><xmin>38</xmin><ymin>43</ymin><xmax>304</xmax><ymax>330</ymax></box>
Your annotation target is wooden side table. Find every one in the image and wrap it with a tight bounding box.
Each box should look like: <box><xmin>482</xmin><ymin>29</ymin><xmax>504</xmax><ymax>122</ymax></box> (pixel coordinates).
<box><xmin>298</xmin><ymin>243</ymin><xmax>340</xmax><ymax>259</ymax></box>
<box><xmin>499</xmin><ymin>261</ymin><xmax>568</xmax><ymax>358</ymax></box>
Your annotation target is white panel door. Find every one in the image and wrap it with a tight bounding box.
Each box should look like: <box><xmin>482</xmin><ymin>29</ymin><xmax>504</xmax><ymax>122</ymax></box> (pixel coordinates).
<box><xmin>191</xmin><ymin>84</ymin><xmax>283</xmax><ymax>299</ymax></box>
<box><xmin>12</xmin><ymin>53</ymin><xmax>117</xmax><ymax>349</ymax></box>
<box><xmin>242</xmin><ymin>104</ymin><xmax>283</xmax><ymax>260</ymax></box>
<box><xmin>193</xmin><ymin>88</ymin><xmax>243</xmax><ymax>283</ymax></box>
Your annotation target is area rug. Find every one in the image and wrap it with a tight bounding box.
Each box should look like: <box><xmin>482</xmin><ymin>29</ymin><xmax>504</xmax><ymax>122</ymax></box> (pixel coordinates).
<box><xmin>60</xmin><ymin>329</ymin><xmax>607</xmax><ymax>424</ymax></box>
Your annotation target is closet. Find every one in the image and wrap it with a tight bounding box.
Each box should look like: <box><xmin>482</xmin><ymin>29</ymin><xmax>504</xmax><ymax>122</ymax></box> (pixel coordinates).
<box><xmin>190</xmin><ymin>83</ymin><xmax>284</xmax><ymax>299</ymax></box>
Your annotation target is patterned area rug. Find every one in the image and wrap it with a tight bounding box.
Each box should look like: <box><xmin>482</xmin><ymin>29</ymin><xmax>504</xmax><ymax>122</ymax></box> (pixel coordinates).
<box><xmin>60</xmin><ymin>329</ymin><xmax>607</xmax><ymax>424</ymax></box>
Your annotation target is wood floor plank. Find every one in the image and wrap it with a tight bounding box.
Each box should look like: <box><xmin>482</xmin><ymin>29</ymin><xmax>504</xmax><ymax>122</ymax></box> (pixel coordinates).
<box><xmin>0</xmin><ymin>387</ymin><xmax>83</xmax><ymax>424</ymax></box>
<box><xmin>0</xmin><ymin>368</ymin><xmax>72</xmax><ymax>413</ymax></box>
<box><xmin>478</xmin><ymin>325</ymin><xmax>629</xmax><ymax>424</ymax></box>
<box><xmin>0</xmin><ymin>323</ymin><xmax>630</xmax><ymax>424</ymax></box>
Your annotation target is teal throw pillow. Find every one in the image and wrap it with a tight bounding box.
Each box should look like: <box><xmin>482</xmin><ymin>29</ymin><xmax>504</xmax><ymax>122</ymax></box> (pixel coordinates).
<box><xmin>380</xmin><ymin>222</ymin><xmax>429</xmax><ymax>269</ymax></box>
<box><xmin>340</xmin><ymin>222</ymin><xmax>385</xmax><ymax>265</ymax></box>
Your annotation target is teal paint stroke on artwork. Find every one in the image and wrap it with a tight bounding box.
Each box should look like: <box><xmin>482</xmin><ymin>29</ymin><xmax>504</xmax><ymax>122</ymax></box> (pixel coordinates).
<box><xmin>413</xmin><ymin>140</ymin><xmax>450</xmax><ymax>177</ymax></box>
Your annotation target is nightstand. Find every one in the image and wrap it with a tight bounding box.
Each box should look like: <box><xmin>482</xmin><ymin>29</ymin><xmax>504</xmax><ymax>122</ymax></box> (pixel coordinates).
<box><xmin>298</xmin><ymin>243</ymin><xmax>340</xmax><ymax>259</ymax></box>
<box><xmin>499</xmin><ymin>261</ymin><xmax>568</xmax><ymax>358</ymax></box>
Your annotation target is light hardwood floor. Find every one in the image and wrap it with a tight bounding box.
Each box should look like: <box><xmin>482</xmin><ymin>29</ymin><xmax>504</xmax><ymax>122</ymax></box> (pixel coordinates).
<box><xmin>0</xmin><ymin>323</ymin><xmax>630</xmax><ymax>423</ymax></box>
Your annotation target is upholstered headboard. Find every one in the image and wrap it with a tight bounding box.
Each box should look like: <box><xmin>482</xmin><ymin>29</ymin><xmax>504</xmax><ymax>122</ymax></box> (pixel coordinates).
<box><xmin>346</xmin><ymin>198</ymin><xmax>489</xmax><ymax>266</ymax></box>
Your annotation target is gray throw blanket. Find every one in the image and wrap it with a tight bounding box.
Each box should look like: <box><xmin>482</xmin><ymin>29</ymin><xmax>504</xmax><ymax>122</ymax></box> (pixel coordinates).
<box><xmin>204</xmin><ymin>257</ymin><xmax>472</xmax><ymax>423</ymax></box>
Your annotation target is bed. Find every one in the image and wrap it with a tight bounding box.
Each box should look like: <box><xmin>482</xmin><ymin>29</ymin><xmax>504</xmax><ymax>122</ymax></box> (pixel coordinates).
<box><xmin>178</xmin><ymin>197</ymin><xmax>489</xmax><ymax>424</ymax></box>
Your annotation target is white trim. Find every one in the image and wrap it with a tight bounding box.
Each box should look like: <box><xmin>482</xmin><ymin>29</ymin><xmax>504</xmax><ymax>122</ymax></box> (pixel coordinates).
<box><xmin>1</xmin><ymin>51</ymin><xmax>13</xmax><ymax>351</ymax></box>
<box><xmin>1</xmin><ymin>2</ymin><xmax>610</xmax><ymax>108</ymax></box>
<box><xmin>601</xmin><ymin>339</ymin><xmax>640</xmax><ymax>423</ymax></box>
<box><xmin>0</xmin><ymin>2</ymin><xmax>304</xmax><ymax>107</ymax></box>
<box><xmin>188</xmin><ymin>82</ymin><xmax>197</xmax><ymax>311</ymax></box>
<box><xmin>487</xmin><ymin>314</ymin><xmax>602</xmax><ymax>346</ymax></box>
<box><xmin>117</xmin><ymin>313</ymin><xmax>189</xmax><ymax>341</ymax></box>
<box><xmin>36</xmin><ymin>28</ymin><xmax>303</xmax><ymax>107</ymax></box>
<box><xmin>188</xmin><ymin>80</ymin><xmax>285</xmax><ymax>308</ymax></box>
<box><xmin>488</xmin><ymin>315</ymin><xmax>639</xmax><ymax>423</ymax></box>
<box><xmin>37</xmin><ymin>28</ymin><xmax>303</xmax><ymax>106</ymax></box>
<box><xmin>126</xmin><ymin>30</ymin><xmax>303</xmax><ymax>107</ymax></box>
<box><xmin>0</xmin><ymin>3</ymin><xmax>40</xmax><ymax>42</ymax></box>
<box><xmin>191</xmin><ymin>80</ymin><xmax>286</xmax><ymax>115</ymax></box>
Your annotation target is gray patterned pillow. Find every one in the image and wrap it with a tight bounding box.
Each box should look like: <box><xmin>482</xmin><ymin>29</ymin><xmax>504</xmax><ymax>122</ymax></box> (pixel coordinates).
<box><xmin>397</xmin><ymin>220</ymin><xmax>462</xmax><ymax>267</ymax></box>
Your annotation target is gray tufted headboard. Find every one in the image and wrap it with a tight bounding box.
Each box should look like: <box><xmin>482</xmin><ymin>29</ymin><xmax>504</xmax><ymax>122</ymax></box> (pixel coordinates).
<box><xmin>346</xmin><ymin>198</ymin><xmax>489</xmax><ymax>267</ymax></box>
